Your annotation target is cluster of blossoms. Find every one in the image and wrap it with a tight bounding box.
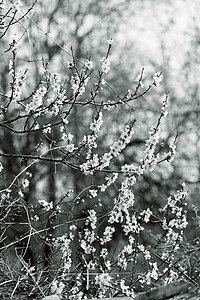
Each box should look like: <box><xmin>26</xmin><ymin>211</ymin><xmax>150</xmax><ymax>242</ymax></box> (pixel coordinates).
<box><xmin>80</xmin><ymin>230</ymin><xmax>96</xmax><ymax>254</ymax></box>
<box><xmin>89</xmin><ymin>112</ymin><xmax>103</xmax><ymax>134</ymax></box>
<box><xmin>121</xmin><ymin>163</ymin><xmax>136</xmax><ymax>174</ymax></box>
<box><xmin>120</xmin><ymin>279</ymin><xmax>135</xmax><ymax>298</ymax></box>
<box><xmin>110</xmin><ymin>109</ymin><xmax>163</xmax><ymax>180</ymax></box>
<box><xmin>95</xmin><ymin>273</ymin><xmax>113</xmax><ymax>298</ymax></box>
<box><xmin>100</xmin><ymin>226</ymin><xmax>115</xmax><ymax>245</ymax></box>
<box><xmin>99</xmin><ymin>124</ymin><xmax>135</xmax><ymax>170</ymax></box>
<box><xmin>47</xmin><ymin>73</ymin><xmax>67</xmax><ymax>115</ymax></box>
<box><xmin>71</xmin><ymin>73</ymin><xmax>89</xmax><ymax>96</ymax></box>
<box><xmin>51</xmin><ymin>280</ymin><xmax>65</xmax><ymax>296</ymax></box>
<box><xmin>25</xmin><ymin>85</ymin><xmax>47</xmax><ymax>113</ymax></box>
<box><xmin>162</xmin><ymin>143</ymin><xmax>176</xmax><ymax>162</ymax></box>
<box><xmin>59</xmin><ymin>118</ymin><xmax>77</xmax><ymax>152</ymax></box>
<box><xmin>163</xmin><ymin>184</ymin><xmax>188</xmax><ymax>226</ymax></box>
<box><xmin>85</xmin><ymin>209</ymin><xmax>97</xmax><ymax>229</ymax></box>
<box><xmin>84</xmin><ymin>59</ymin><xmax>93</xmax><ymax>70</ymax></box>
<box><xmin>160</xmin><ymin>183</ymin><xmax>188</xmax><ymax>254</ymax></box>
<box><xmin>54</xmin><ymin>233</ymin><xmax>73</xmax><ymax>272</ymax></box>
<box><xmin>95</xmin><ymin>272</ymin><xmax>112</xmax><ymax>287</ymax></box>
<box><xmin>99</xmin><ymin>248</ymin><xmax>111</xmax><ymax>271</ymax></box>
<box><xmin>80</xmin><ymin>112</ymin><xmax>103</xmax><ymax>174</ymax></box>
<box><xmin>126</xmin><ymin>88</ymin><xmax>133</xmax><ymax>99</ymax></box>
<box><xmin>162</xmin><ymin>269</ymin><xmax>178</xmax><ymax>284</ymax></box>
<box><xmin>106</xmin><ymin>178</ymin><xmax>145</xmax><ymax>269</ymax></box>
<box><xmin>43</xmin><ymin>124</ymin><xmax>52</xmax><ymax>134</ymax></box>
<box><xmin>80</xmin><ymin>153</ymin><xmax>99</xmax><ymax>175</ymax></box>
<box><xmin>89</xmin><ymin>189</ymin><xmax>98</xmax><ymax>198</ymax></box>
<box><xmin>138</xmin><ymin>244</ymin><xmax>151</xmax><ymax>260</ymax></box>
<box><xmin>98</xmin><ymin>172</ymin><xmax>118</xmax><ymax>192</ymax></box>
<box><xmin>141</xmin><ymin>262</ymin><xmax>159</xmax><ymax>285</ymax></box>
<box><xmin>38</xmin><ymin>199</ymin><xmax>53</xmax><ymax>211</ymax></box>
<box><xmin>161</xmin><ymin>95</ymin><xmax>168</xmax><ymax>118</ymax></box>
<box><xmin>135</xmin><ymin>74</ymin><xmax>145</xmax><ymax>88</ymax></box>
<box><xmin>117</xmin><ymin>237</ymin><xmax>135</xmax><ymax>270</ymax></box>
<box><xmin>80</xmin><ymin>209</ymin><xmax>98</xmax><ymax>255</ymax></box>
<box><xmin>61</xmin><ymin>131</ymin><xmax>76</xmax><ymax>153</ymax></box>
<box><xmin>139</xmin><ymin>207</ymin><xmax>153</xmax><ymax>223</ymax></box>
<box><xmin>9</xmin><ymin>61</ymin><xmax>27</xmax><ymax>102</ymax></box>
<box><xmin>26</xmin><ymin>70</ymin><xmax>66</xmax><ymax>117</ymax></box>
<box><xmin>106</xmin><ymin>153</ymin><xmax>138</xmax><ymax>236</ymax></box>
<box><xmin>122</xmin><ymin>212</ymin><xmax>144</xmax><ymax>235</ymax></box>
<box><xmin>139</xmin><ymin>124</ymin><xmax>161</xmax><ymax>173</ymax></box>
<box><xmin>80</xmin><ymin>123</ymin><xmax>135</xmax><ymax>175</ymax></box>
<box><xmin>153</xmin><ymin>71</ymin><xmax>163</xmax><ymax>86</ymax></box>
<box><xmin>103</xmin><ymin>151</ymin><xmax>155</xmax><ymax>274</ymax></box>
<box><xmin>68</xmin><ymin>273</ymin><xmax>84</xmax><ymax>300</ymax></box>
<box><xmin>137</xmin><ymin>185</ymin><xmax>188</xmax><ymax>287</ymax></box>
<box><xmin>100</xmin><ymin>57</ymin><xmax>111</xmax><ymax>73</ymax></box>
<box><xmin>134</xmin><ymin>70</ymin><xmax>163</xmax><ymax>90</ymax></box>
<box><xmin>10</xmin><ymin>0</ymin><xmax>23</xmax><ymax>11</ymax></box>
<box><xmin>119</xmin><ymin>174</ymin><xmax>136</xmax><ymax>211</ymax></box>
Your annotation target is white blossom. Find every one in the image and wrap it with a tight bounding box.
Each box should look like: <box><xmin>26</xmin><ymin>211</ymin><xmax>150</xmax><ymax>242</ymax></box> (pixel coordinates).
<box><xmin>85</xmin><ymin>59</ymin><xmax>93</xmax><ymax>69</ymax></box>
<box><xmin>153</xmin><ymin>71</ymin><xmax>163</xmax><ymax>86</ymax></box>
<box><xmin>107</xmin><ymin>38</ymin><xmax>113</xmax><ymax>45</ymax></box>
<box><xmin>100</xmin><ymin>57</ymin><xmax>111</xmax><ymax>73</ymax></box>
